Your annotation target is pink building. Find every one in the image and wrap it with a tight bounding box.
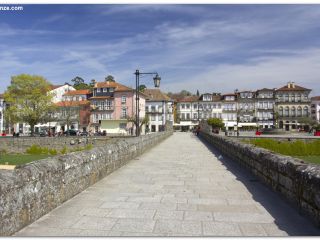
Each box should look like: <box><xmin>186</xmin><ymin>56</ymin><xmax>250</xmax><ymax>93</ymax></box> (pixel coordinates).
<box><xmin>89</xmin><ymin>80</ymin><xmax>146</xmax><ymax>135</ymax></box>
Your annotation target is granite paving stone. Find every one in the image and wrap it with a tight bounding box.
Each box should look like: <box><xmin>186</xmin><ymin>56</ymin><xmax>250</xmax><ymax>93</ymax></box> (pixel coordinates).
<box><xmin>15</xmin><ymin>132</ymin><xmax>320</xmax><ymax>236</ymax></box>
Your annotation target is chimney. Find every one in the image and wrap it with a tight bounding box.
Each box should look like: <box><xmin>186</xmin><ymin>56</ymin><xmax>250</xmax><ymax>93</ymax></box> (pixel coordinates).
<box><xmin>292</xmin><ymin>82</ymin><xmax>295</xmax><ymax>88</ymax></box>
<box><xmin>287</xmin><ymin>82</ymin><xmax>291</xmax><ymax>88</ymax></box>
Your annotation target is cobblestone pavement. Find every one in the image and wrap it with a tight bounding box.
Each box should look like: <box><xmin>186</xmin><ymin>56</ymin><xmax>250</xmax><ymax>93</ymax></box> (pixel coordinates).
<box><xmin>15</xmin><ymin>132</ymin><xmax>320</xmax><ymax>236</ymax></box>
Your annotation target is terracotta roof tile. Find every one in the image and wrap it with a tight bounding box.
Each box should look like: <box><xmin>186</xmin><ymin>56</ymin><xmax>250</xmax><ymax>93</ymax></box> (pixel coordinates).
<box><xmin>56</xmin><ymin>100</ymin><xmax>90</xmax><ymax>107</ymax></box>
<box><xmin>143</xmin><ymin>89</ymin><xmax>171</xmax><ymax>101</ymax></box>
<box><xmin>311</xmin><ymin>96</ymin><xmax>320</xmax><ymax>101</ymax></box>
<box><xmin>177</xmin><ymin>96</ymin><xmax>199</xmax><ymax>102</ymax></box>
<box><xmin>63</xmin><ymin>89</ymin><xmax>91</xmax><ymax>96</ymax></box>
<box><xmin>95</xmin><ymin>81</ymin><xmax>133</xmax><ymax>92</ymax></box>
<box><xmin>257</xmin><ymin>88</ymin><xmax>274</xmax><ymax>92</ymax></box>
<box><xmin>276</xmin><ymin>84</ymin><xmax>311</xmax><ymax>91</ymax></box>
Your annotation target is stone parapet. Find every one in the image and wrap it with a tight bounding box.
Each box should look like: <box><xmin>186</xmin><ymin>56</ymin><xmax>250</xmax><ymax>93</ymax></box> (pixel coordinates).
<box><xmin>200</xmin><ymin>131</ymin><xmax>320</xmax><ymax>227</ymax></box>
<box><xmin>0</xmin><ymin>131</ymin><xmax>172</xmax><ymax>236</ymax></box>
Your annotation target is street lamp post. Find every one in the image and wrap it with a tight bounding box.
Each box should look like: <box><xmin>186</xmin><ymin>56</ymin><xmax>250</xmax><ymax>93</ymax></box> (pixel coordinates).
<box><xmin>134</xmin><ymin>69</ymin><xmax>161</xmax><ymax>137</ymax></box>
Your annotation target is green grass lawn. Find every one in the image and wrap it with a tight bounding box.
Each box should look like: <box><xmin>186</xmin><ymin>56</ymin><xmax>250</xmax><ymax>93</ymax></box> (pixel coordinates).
<box><xmin>243</xmin><ymin>138</ymin><xmax>320</xmax><ymax>165</ymax></box>
<box><xmin>294</xmin><ymin>155</ymin><xmax>320</xmax><ymax>164</ymax></box>
<box><xmin>0</xmin><ymin>154</ymin><xmax>50</xmax><ymax>165</ymax></box>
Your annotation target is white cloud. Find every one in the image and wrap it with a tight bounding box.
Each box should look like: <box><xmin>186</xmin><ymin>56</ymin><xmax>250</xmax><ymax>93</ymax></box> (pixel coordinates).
<box><xmin>162</xmin><ymin>48</ymin><xmax>320</xmax><ymax>96</ymax></box>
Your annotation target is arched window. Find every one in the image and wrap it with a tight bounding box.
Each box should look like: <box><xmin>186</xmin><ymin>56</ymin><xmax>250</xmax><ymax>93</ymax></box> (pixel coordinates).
<box><xmin>284</xmin><ymin>106</ymin><xmax>289</xmax><ymax>117</ymax></box>
<box><xmin>303</xmin><ymin>106</ymin><xmax>308</xmax><ymax>116</ymax></box>
<box><xmin>291</xmin><ymin>107</ymin><xmax>296</xmax><ymax>117</ymax></box>
<box><xmin>297</xmin><ymin>106</ymin><xmax>302</xmax><ymax>117</ymax></box>
<box><xmin>279</xmin><ymin>107</ymin><xmax>283</xmax><ymax>117</ymax></box>
<box><xmin>285</xmin><ymin>94</ymin><xmax>289</xmax><ymax>102</ymax></box>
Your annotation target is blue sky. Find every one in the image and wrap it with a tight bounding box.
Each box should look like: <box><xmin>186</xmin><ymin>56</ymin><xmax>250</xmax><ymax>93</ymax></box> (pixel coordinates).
<box><xmin>1</xmin><ymin>4</ymin><xmax>320</xmax><ymax>95</ymax></box>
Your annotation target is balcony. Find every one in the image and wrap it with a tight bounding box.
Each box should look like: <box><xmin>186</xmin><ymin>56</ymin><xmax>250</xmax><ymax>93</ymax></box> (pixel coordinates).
<box><xmin>222</xmin><ymin>108</ymin><xmax>237</xmax><ymax>112</ymax></box>
<box><xmin>146</xmin><ymin>109</ymin><xmax>164</xmax><ymax>114</ymax></box>
<box><xmin>91</xmin><ymin>105</ymin><xmax>114</xmax><ymax>111</ymax></box>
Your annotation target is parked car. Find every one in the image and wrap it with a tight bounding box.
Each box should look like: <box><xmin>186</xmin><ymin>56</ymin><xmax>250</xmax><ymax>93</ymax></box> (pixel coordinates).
<box><xmin>39</xmin><ymin>131</ymin><xmax>48</xmax><ymax>137</ymax></box>
<box><xmin>255</xmin><ymin>130</ymin><xmax>262</xmax><ymax>136</ymax></box>
<box><xmin>314</xmin><ymin>131</ymin><xmax>320</xmax><ymax>136</ymax></box>
<box><xmin>64</xmin><ymin>129</ymin><xmax>77</xmax><ymax>136</ymax></box>
<box><xmin>80</xmin><ymin>131</ymin><xmax>89</xmax><ymax>136</ymax></box>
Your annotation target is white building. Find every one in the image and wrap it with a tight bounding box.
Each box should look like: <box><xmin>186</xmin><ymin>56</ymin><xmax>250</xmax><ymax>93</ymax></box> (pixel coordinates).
<box><xmin>255</xmin><ymin>88</ymin><xmax>275</xmax><ymax>129</ymax></box>
<box><xmin>143</xmin><ymin>89</ymin><xmax>174</xmax><ymax>132</ymax></box>
<box><xmin>49</xmin><ymin>84</ymin><xmax>76</xmax><ymax>103</ymax></box>
<box><xmin>0</xmin><ymin>94</ymin><xmax>5</xmax><ymax>134</ymax></box>
<box><xmin>311</xmin><ymin>96</ymin><xmax>320</xmax><ymax>123</ymax></box>
<box><xmin>175</xmin><ymin>96</ymin><xmax>199</xmax><ymax>131</ymax></box>
<box><xmin>221</xmin><ymin>93</ymin><xmax>238</xmax><ymax>130</ymax></box>
<box><xmin>197</xmin><ymin>93</ymin><xmax>222</xmax><ymax>120</ymax></box>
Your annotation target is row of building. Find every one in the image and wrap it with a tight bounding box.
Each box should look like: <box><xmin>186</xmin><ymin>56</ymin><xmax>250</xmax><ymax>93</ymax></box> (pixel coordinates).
<box><xmin>0</xmin><ymin>80</ymin><xmax>319</xmax><ymax>135</ymax></box>
<box><xmin>176</xmin><ymin>82</ymin><xmax>320</xmax><ymax>132</ymax></box>
<box><xmin>0</xmin><ymin>79</ymin><xmax>174</xmax><ymax>135</ymax></box>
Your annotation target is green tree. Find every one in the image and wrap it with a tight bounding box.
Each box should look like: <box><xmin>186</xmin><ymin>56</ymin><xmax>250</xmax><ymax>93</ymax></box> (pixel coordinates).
<box><xmin>105</xmin><ymin>75</ymin><xmax>115</xmax><ymax>82</ymax></box>
<box><xmin>89</xmin><ymin>79</ymin><xmax>96</xmax><ymax>90</ymax></box>
<box><xmin>196</xmin><ymin>90</ymin><xmax>200</xmax><ymax>97</ymax></box>
<box><xmin>139</xmin><ymin>85</ymin><xmax>147</xmax><ymax>91</ymax></box>
<box><xmin>71</xmin><ymin>76</ymin><xmax>89</xmax><ymax>90</ymax></box>
<box><xmin>207</xmin><ymin>118</ymin><xmax>224</xmax><ymax>129</ymax></box>
<box><xmin>4</xmin><ymin>74</ymin><xmax>55</xmax><ymax>136</ymax></box>
<box><xmin>127</xmin><ymin>115</ymin><xmax>149</xmax><ymax>135</ymax></box>
<box><xmin>180</xmin><ymin>90</ymin><xmax>192</xmax><ymax>96</ymax></box>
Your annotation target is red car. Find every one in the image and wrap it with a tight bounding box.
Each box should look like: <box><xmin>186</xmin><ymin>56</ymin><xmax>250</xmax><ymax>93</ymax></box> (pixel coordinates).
<box><xmin>255</xmin><ymin>130</ymin><xmax>262</xmax><ymax>136</ymax></box>
<box><xmin>314</xmin><ymin>131</ymin><xmax>320</xmax><ymax>136</ymax></box>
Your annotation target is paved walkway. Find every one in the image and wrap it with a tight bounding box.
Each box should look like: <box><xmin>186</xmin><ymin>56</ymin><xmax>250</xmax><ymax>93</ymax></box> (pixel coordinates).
<box><xmin>15</xmin><ymin>132</ymin><xmax>320</xmax><ymax>236</ymax></box>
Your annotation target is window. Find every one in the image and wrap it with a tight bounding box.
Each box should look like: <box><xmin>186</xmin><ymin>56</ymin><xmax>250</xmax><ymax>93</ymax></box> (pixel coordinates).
<box><xmin>109</xmin><ymin>88</ymin><xmax>114</xmax><ymax>92</ymax></box>
<box><xmin>121</xmin><ymin>95</ymin><xmax>126</xmax><ymax>104</ymax></box>
<box><xmin>291</xmin><ymin>107</ymin><xmax>296</xmax><ymax>117</ymax></box>
<box><xmin>181</xmin><ymin>104</ymin><xmax>185</xmax><ymax>109</ymax></box>
<box><xmin>193</xmin><ymin>104</ymin><xmax>198</xmax><ymax>109</ymax></box>
<box><xmin>159</xmin><ymin>115</ymin><xmax>163</xmax><ymax>121</ymax></box>
<box><xmin>181</xmin><ymin>113</ymin><xmax>185</xmax><ymax>120</ymax></box>
<box><xmin>193</xmin><ymin>113</ymin><xmax>197</xmax><ymax>119</ymax></box>
<box><xmin>121</xmin><ymin>108</ymin><xmax>127</xmax><ymax>118</ymax></box>
<box><xmin>303</xmin><ymin>106</ymin><xmax>308</xmax><ymax>116</ymax></box>
<box><xmin>284</xmin><ymin>107</ymin><xmax>289</xmax><ymax>117</ymax></box>
<box><xmin>151</xmin><ymin>106</ymin><xmax>156</xmax><ymax>112</ymax></box>
<box><xmin>284</xmin><ymin>94</ymin><xmax>289</xmax><ymax>102</ymax></box>
<box><xmin>106</xmin><ymin>100</ymin><xmax>112</xmax><ymax>110</ymax></box>
<box><xmin>218</xmin><ymin>104</ymin><xmax>221</xmax><ymax>109</ymax></box>
<box><xmin>297</xmin><ymin>106</ymin><xmax>302</xmax><ymax>117</ymax></box>
<box><xmin>119</xmin><ymin>123</ymin><xmax>126</xmax><ymax>129</ymax></box>
<box><xmin>279</xmin><ymin>107</ymin><xmax>283</xmax><ymax>117</ymax></box>
<box><xmin>213</xmin><ymin>104</ymin><xmax>216</xmax><ymax>109</ymax></box>
<box><xmin>97</xmin><ymin>88</ymin><xmax>101</xmax><ymax>93</ymax></box>
<box><xmin>297</xmin><ymin>94</ymin><xmax>301</xmax><ymax>102</ymax></box>
<box><xmin>186</xmin><ymin>104</ymin><xmax>190</xmax><ymax>109</ymax></box>
<box><xmin>103</xmin><ymin>88</ymin><xmax>107</xmax><ymax>92</ymax></box>
<box><xmin>151</xmin><ymin>115</ymin><xmax>156</xmax><ymax>121</ymax></box>
<box><xmin>186</xmin><ymin>113</ymin><xmax>190</xmax><ymax>120</ymax></box>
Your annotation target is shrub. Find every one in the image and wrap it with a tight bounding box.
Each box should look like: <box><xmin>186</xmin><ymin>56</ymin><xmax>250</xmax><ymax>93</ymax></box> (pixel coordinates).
<box><xmin>26</xmin><ymin>144</ymin><xmax>43</xmax><ymax>155</ymax></box>
<box><xmin>26</xmin><ymin>144</ymin><xmax>59</xmax><ymax>155</ymax></box>
<box><xmin>60</xmin><ymin>146</ymin><xmax>68</xmax><ymax>154</ymax></box>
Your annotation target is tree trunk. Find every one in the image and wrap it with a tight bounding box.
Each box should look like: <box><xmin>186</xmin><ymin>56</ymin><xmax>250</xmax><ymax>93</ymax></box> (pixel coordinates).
<box><xmin>30</xmin><ymin>124</ymin><xmax>35</xmax><ymax>136</ymax></box>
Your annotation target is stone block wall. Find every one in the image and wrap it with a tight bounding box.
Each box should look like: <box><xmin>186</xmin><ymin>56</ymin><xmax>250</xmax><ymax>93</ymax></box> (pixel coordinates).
<box><xmin>200</xmin><ymin>131</ymin><xmax>320</xmax><ymax>227</ymax></box>
<box><xmin>0</xmin><ymin>131</ymin><xmax>172</xmax><ymax>236</ymax></box>
<box><xmin>0</xmin><ymin>136</ymin><xmax>116</xmax><ymax>154</ymax></box>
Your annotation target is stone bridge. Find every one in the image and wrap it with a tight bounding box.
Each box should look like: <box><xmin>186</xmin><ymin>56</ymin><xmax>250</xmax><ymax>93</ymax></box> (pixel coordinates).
<box><xmin>13</xmin><ymin>132</ymin><xmax>320</xmax><ymax>236</ymax></box>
